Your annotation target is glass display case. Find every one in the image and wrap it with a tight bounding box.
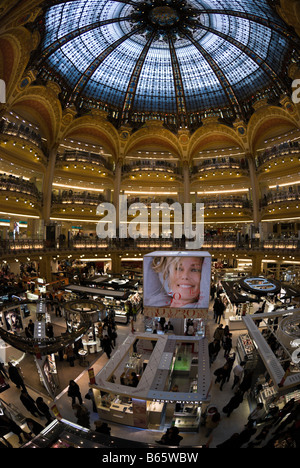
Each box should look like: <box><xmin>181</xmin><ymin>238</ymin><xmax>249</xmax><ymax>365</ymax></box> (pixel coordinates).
<box><xmin>237</xmin><ymin>333</ymin><xmax>256</xmax><ymax>361</ymax></box>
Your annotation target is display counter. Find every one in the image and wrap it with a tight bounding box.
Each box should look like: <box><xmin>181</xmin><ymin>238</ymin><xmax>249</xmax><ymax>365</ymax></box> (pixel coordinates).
<box><xmin>65</xmin><ymin>282</ymin><xmax>142</xmax><ymax>325</ymax></box>
<box><xmin>173</xmin><ymin>406</ymin><xmax>201</xmax><ymax>432</ymax></box>
<box><xmin>229</xmin><ymin>315</ymin><xmax>247</xmax><ymax>330</ymax></box>
<box><xmin>90</xmin><ymin>333</ymin><xmax>211</xmax><ymax>431</ymax></box>
<box><xmin>82</xmin><ymin>338</ymin><xmax>101</xmax><ymax>353</ymax></box>
<box><xmin>243</xmin><ymin>310</ymin><xmax>300</xmax><ymax>395</ymax></box>
<box><xmin>237</xmin><ymin>333</ymin><xmax>256</xmax><ymax>362</ymax></box>
<box><xmin>114</xmin><ymin>308</ymin><xmax>128</xmax><ymax>324</ymax></box>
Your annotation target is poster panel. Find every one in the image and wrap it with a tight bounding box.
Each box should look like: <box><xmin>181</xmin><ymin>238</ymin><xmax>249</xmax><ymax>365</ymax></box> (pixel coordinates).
<box><xmin>143</xmin><ymin>251</ymin><xmax>211</xmax><ymax>317</ymax></box>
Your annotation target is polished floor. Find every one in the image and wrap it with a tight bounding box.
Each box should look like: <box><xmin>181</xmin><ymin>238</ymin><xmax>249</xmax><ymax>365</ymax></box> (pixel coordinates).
<box><xmin>0</xmin><ymin>304</ymin><xmax>257</xmax><ymax>448</ymax></box>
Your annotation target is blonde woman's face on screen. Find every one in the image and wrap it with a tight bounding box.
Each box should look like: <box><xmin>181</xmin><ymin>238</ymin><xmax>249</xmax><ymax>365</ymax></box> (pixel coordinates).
<box><xmin>168</xmin><ymin>257</ymin><xmax>202</xmax><ymax>305</ymax></box>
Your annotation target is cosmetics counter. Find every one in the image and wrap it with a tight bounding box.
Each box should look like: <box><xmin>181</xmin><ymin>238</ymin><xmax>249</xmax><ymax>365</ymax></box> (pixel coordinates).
<box><xmin>90</xmin><ymin>333</ymin><xmax>211</xmax><ymax>432</ymax></box>
<box><xmin>242</xmin><ymin>310</ymin><xmax>300</xmax><ymax>415</ymax></box>
<box><xmin>64</xmin><ymin>281</ymin><xmax>142</xmax><ymax>324</ymax></box>
<box><xmin>220</xmin><ymin>276</ymin><xmax>299</xmax><ymax>330</ymax></box>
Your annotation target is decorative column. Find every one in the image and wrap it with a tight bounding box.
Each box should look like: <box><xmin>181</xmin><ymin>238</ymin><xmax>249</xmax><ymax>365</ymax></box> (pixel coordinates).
<box><xmin>113</xmin><ymin>158</ymin><xmax>123</xmax><ymax>236</ymax></box>
<box><xmin>251</xmin><ymin>253</ymin><xmax>264</xmax><ymax>276</ymax></box>
<box><xmin>41</xmin><ymin>144</ymin><xmax>59</xmax><ymax>248</ymax></box>
<box><xmin>182</xmin><ymin>160</ymin><xmax>191</xmax><ymax>205</ymax></box>
<box><xmin>178</xmin><ymin>130</ymin><xmax>191</xmax><ymax>205</ymax></box>
<box><xmin>110</xmin><ymin>252</ymin><xmax>121</xmax><ymax>275</ymax></box>
<box><xmin>275</xmin><ymin>261</ymin><xmax>283</xmax><ymax>281</ymax></box>
<box><xmin>42</xmin><ymin>144</ymin><xmax>58</xmax><ymax>223</ymax></box>
<box><xmin>246</xmin><ymin>153</ymin><xmax>261</xmax><ymax>229</ymax></box>
<box><xmin>39</xmin><ymin>255</ymin><xmax>52</xmax><ymax>283</ymax></box>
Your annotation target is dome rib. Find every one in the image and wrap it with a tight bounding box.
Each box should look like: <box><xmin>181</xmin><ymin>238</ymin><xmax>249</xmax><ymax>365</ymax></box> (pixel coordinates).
<box><xmin>39</xmin><ymin>16</ymin><xmax>134</xmax><ymax>65</ymax></box>
<box><xmin>71</xmin><ymin>25</ymin><xmax>144</xmax><ymax>104</ymax></box>
<box><xmin>121</xmin><ymin>30</ymin><xmax>157</xmax><ymax>120</ymax></box>
<box><xmin>180</xmin><ymin>26</ymin><xmax>245</xmax><ymax>119</ymax></box>
<box><xmin>199</xmin><ymin>8</ymin><xmax>300</xmax><ymax>47</ymax></box>
<box><xmin>197</xmin><ymin>21</ymin><xmax>288</xmax><ymax>94</ymax></box>
<box><xmin>168</xmin><ymin>33</ymin><xmax>188</xmax><ymax>119</ymax></box>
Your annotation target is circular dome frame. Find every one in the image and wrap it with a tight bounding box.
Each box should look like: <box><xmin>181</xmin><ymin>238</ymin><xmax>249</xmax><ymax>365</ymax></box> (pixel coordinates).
<box><xmin>34</xmin><ymin>0</ymin><xmax>298</xmax><ymax>130</ymax></box>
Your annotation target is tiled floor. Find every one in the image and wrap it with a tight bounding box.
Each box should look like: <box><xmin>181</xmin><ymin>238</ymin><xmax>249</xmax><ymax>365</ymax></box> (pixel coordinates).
<box><xmin>0</xmin><ymin>305</ymin><xmax>254</xmax><ymax>448</ymax></box>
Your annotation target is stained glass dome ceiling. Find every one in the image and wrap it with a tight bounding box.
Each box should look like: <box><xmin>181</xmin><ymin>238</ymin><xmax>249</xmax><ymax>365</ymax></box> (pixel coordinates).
<box><xmin>37</xmin><ymin>0</ymin><xmax>295</xmax><ymax>128</ymax></box>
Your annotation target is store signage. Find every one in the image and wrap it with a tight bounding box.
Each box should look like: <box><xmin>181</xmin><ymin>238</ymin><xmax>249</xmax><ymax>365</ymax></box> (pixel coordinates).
<box><xmin>144</xmin><ymin>306</ymin><xmax>209</xmax><ymax>319</ymax></box>
<box><xmin>152</xmin><ymin>398</ymin><xmax>202</xmax><ymax>404</ymax></box>
<box><xmin>51</xmin><ymin>404</ymin><xmax>62</xmax><ymax>419</ymax></box>
<box><xmin>88</xmin><ymin>368</ymin><xmax>96</xmax><ymax>384</ymax></box>
<box><xmin>240</xmin><ymin>277</ymin><xmax>281</xmax><ymax>295</ymax></box>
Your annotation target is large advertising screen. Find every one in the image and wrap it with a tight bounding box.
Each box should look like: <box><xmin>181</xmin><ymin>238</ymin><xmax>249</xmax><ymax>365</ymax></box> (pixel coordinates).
<box><xmin>143</xmin><ymin>251</ymin><xmax>211</xmax><ymax>314</ymax></box>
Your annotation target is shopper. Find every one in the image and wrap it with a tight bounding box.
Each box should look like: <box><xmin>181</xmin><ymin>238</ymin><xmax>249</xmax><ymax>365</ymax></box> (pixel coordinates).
<box><xmin>205</xmin><ymin>411</ymin><xmax>221</xmax><ymax>438</ymax></box>
<box><xmin>213</xmin><ymin>297</ymin><xmax>225</xmax><ymax>323</ymax></box>
<box><xmin>67</xmin><ymin>380</ymin><xmax>83</xmax><ymax>406</ymax></box>
<box><xmin>73</xmin><ymin>404</ymin><xmax>90</xmax><ymax>429</ymax></box>
<box><xmin>214</xmin><ymin>361</ymin><xmax>231</xmax><ymax>391</ymax></box>
<box><xmin>102</xmin><ymin>334</ymin><xmax>114</xmax><ymax>359</ymax></box>
<box><xmin>155</xmin><ymin>426</ymin><xmax>183</xmax><ymax>446</ymax></box>
<box><xmin>107</xmin><ymin>323</ymin><xmax>117</xmax><ymax>347</ymax></box>
<box><xmin>25</xmin><ymin>326</ymin><xmax>33</xmax><ymax>338</ymax></box>
<box><xmin>235</xmin><ymin>422</ymin><xmax>257</xmax><ymax>448</ymax></box>
<box><xmin>8</xmin><ymin>362</ymin><xmax>26</xmax><ymax>391</ymax></box>
<box><xmin>46</xmin><ymin>322</ymin><xmax>54</xmax><ymax>338</ymax></box>
<box><xmin>272</xmin><ymin>402</ymin><xmax>300</xmax><ymax>435</ymax></box>
<box><xmin>66</xmin><ymin>345</ymin><xmax>75</xmax><ymax>367</ymax></box>
<box><xmin>222</xmin><ymin>390</ymin><xmax>244</xmax><ymax>417</ymax></box>
<box><xmin>85</xmin><ymin>388</ymin><xmax>97</xmax><ymax>413</ymax></box>
<box><xmin>254</xmin><ymin>307</ymin><xmax>263</xmax><ymax>327</ymax></box>
<box><xmin>238</xmin><ymin>370</ymin><xmax>254</xmax><ymax>396</ymax></box>
<box><xmin>0</xmin><ymin>414</ymin><xmax>27</xmax><ymax>444</ymax></box>
<box><xmin>223</xmin><ymin>333</ymin><xmax>233</xmax><ymax>358</ymax></box>
<box><xmin>36</xmin><ymin>397</ymin><xmax>53</xmax><ymax>424</ymax></box>
<box><xmin>213</xmin><ymin>324</ymin><xmax>224</xmax><ymax>343</ymax></box>
<box><xmin>20</xmin><ymin>390</ymin><xmax>43</xmax><ymax>418</ymax></box>
<box><xmin>208</xmin><ymin>339</ymin><xmax>221</xmax><ymax>366</ymax></box>
<box><xmin>210</xmin><ymin>283</ymin><xmax>216</xmax><ymax>300</ymax></box>
<box><xmin>247</xmin><ymin>403</ymin><xmax>265</xmax><ymax>426</ymax></box>
<box><xmin>25</xmin><ymin>418</ymin><xmax>45</xmax><ymax>437</ymax></box>
<box><xmin>28</xmin><ymin>319</ymin><xmax>35</xmax><ymax>336</ymax></box>
<box><xmin>232</xmin><ymin>361</ymin><xmax>246</xmax><ymax>389</ymax></box>
<box><xmin>95</xmin><ymin>421</ymin><xmax>111</xmax><ymax>435</ymax></box>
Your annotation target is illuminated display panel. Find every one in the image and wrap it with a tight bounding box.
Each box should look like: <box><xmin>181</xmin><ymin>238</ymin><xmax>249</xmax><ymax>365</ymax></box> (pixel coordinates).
<box><xmin>143</xmin><ymin>251</ymin><xmax>211</xmax><ymax>310</ymax></box>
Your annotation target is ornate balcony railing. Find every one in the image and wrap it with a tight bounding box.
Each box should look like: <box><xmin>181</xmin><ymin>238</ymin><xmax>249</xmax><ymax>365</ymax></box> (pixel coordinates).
<box><xmin>260</xmin><ymin>191</ymin><xmax>300</xmax><ymax>207</ymax></box>
<box><xmin>0</xmin><ymin>237</ymin><xmax>299</xmax><ymax>256</ymax></box>
<box><xmin>52</xmin><ymin>192</ymin><xmax>107</xmax><ymax>206</ymax></box>
<box><xmin>0</xmin><ymin>120</ymin><xmax>44</xmax><ymax>150</ymax></box>
<box><xmin>192</xmin><ymin>157</ymin><xmax>248</xmax><ymax>174</ymax></box>
<box><xmin>0</xmin><ymin>175</ymin><xmax>42</xmax><ymax>201</ymax></box>
<box><xmin>256</xmin><ymin>141</ymin><xmax>300</xmax><ymax>168</ymax></box>
<box><xmin>56</xmin><ymin>150</ymin><xmax>113</xmax><ymax>171</ymax></box>
<box><xmin>122</xmin><ymin>160</ymin><xmax>181</xmax><ymax>175</ymax></box>
<box><xmin>201</xmin><ymin>197</ymin><xmax>252</xmax><ymax>210</ymax></box>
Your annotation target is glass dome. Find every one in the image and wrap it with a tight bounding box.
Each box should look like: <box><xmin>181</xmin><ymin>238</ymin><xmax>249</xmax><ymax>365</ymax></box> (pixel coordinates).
<box><xmin>37</xmin><ymin>0</ymin><xmax>294</xmax><ymax>127</ymax></box>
